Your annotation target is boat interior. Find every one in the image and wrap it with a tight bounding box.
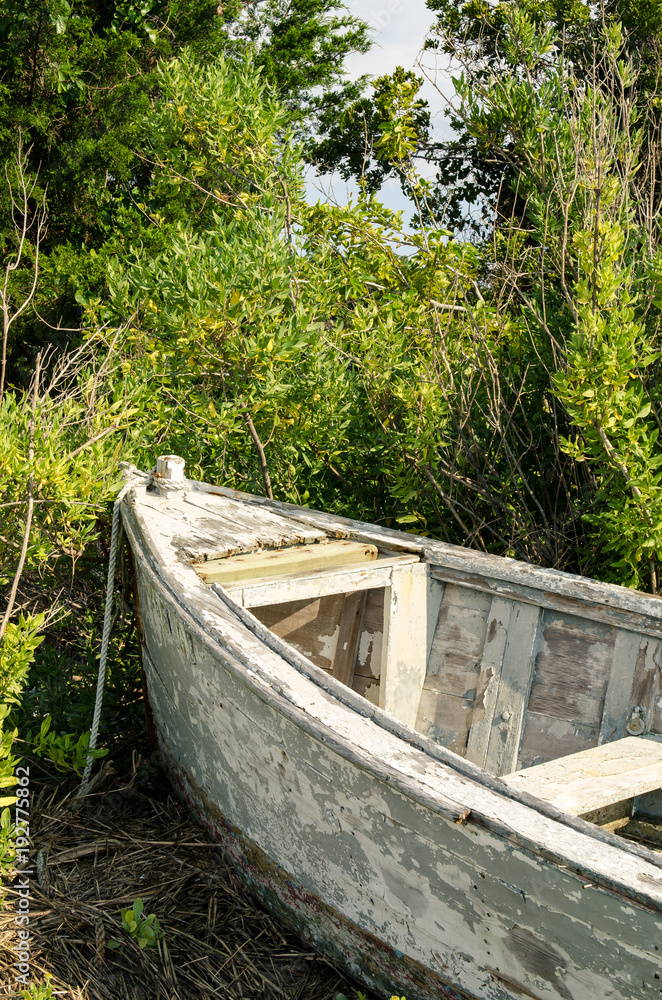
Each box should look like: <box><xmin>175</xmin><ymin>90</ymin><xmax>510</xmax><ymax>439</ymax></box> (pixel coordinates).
<box><xmin>187</xmin><ymin>517</ymin><xmax>662</xmax><ymax>855</ymax></box>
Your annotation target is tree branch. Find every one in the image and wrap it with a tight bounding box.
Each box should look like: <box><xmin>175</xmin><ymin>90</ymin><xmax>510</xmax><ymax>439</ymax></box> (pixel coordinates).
<box><xmin>0</xmin><ymin>353</ymin><xmax>41</xmax><ymax>644</ymax></box>
<box><xmin>241</xmin><ymin>408</ymin><xmax>274</xmax><ymax>500</ymax></box>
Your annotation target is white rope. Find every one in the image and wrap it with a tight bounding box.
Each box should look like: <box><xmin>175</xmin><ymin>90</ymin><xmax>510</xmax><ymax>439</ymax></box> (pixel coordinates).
<box><xmin>78</xmin><ymin>467</ymin><xmax>149</xmax><ymax>797</ymax></box>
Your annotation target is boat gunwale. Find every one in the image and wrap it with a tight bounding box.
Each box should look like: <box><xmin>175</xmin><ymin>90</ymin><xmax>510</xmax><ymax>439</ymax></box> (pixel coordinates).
<box><xmin>190</xmin><ymin>481</ymin><xmax>662</xmax><ymax>634</ymax></box>
<box><xmin>121</xmin><ymin>484</ymin><xmax>662</xmax><ymax>910</ymax></box>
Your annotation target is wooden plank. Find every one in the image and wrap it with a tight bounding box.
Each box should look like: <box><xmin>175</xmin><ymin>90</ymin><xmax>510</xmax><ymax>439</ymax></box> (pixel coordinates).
<box><xmin>465</xmin><ymin>596</ymin><xmax>513</xmax><ymax>768</ymax></box>
<box><xmin>429</xmin><ymin>563</ymin><xmax>662</xmax><ymax>639</ymax></box>
<box><xmin>513</xmin><ymin>612</ymin><xmax>613</xmax><ymax>768</ymax></box>
<box><xmin>415</xmin><ymin>688</ymin><xmax>473</xmax><ymax>757</ymax></box>
<box><xmin>416</xmin><ymin>583</ymin><xmax>491</xmax><ymax>754</ymax></box>
<box><xmin>142</xmin><ymin>490</ymin><xmax>327</xmax><ymax>562</ymax></box>
<box><xmin>251</xmin><ymin>594</ymin><xmax>346</xmax><ymax>672</ymax></box>
<box><xmin>618</xmin><ymin>816</ymin><xmax>662</xmax><ymax>848</ymax></box>
<box><xmin>634</xmin><ymin>787</ymin><xmax>662</xmax><ymax>821</ymax></box>
<box><xmin>581</xmin><ymin>800</ymin><xmax>633</xmax><ymax>831</ymax></box>
<box><xmin>527</xmin><ymin>618</ymin><xmax>614</xmax><ymax>728</ymax></box>
<box><xmin>352</xmin><ymin>671</ymin><xmax>381</xmax><ymax>706</ymax></box>
<box><xmin>353</xmin><ymin>587</ymin><xmax>384</xmax><ymax>681</ymax></box>
<box><xmin>599</xmin><ymin>630</ymin><xmax>643</xmax><ymax>745</ymax></box>
<box><xmin>480</xmin><ymin>602</ymin><xmax>542</xmax><ymax>776</ymax></box>
<box><xmin>503</xmin><ymin>737</ymin><xmax>662</xmax><ymax>817</ymax></box>
<box><xmin>332</xmin><ymin>591</ymin><xmax>366</xmax><ymax>687</ymax></box>
<box><xmin>426</xmin><ymin>578</ymin><xmax>444</xmax><ymax>669</ymax></box>
<box><xmin>226</xmin><ymin>555</ymin><xmax>418</xmax><ymax>608</ymax></box>
<box><xmin>426</xmin><ymin>584</ymin><xmax>492</xmax><ymax>694</ymax></box>
<box><xmin>195</xmin><ymin>539</ymin><xmax>378</xmax><ymax>586</ymax></box>
<box><xmin>518</xmin><ymin>712</ymin><xmax>599</xmax><ymax>769</ymax></box>
<box><xmin>380</xmin><ymin>563</ymin><xmax>428</xmax><ymax>729</ymax></box>
<box><xmin>629</xmin><ymin>637</ymin><xmax>661</xmax><ymax>732</ymax></box>
<box><xmin>651</xmin><ymin>694</ymin><xmax>662</xmax><ymax>735</ymax></box>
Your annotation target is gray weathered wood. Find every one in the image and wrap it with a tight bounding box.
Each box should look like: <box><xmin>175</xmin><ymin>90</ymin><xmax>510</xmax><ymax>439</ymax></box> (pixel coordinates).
<box><xmin>465</xmin><ymin>596</ymin><xmax>513</xmax><ymax>768</ymax></box>
<box><xmin>518</xmin><ymin>713</ymin><xmax>599</xmax><ymax>769</ymax></box>
<box><xmin>332</xmin><ymin>591</ymin><xmax>365</xmax><ymax>687</ymax></box>
<box><xmin>634</xmin><ymin>786</ymin><xmax>662</xmax><ymax>821</ymax></box>
<box><xmin>480</xmin><ymin>601</ymin><xmax>541</xmax><ymax>776</ymax></box>
<box><xmin>599</xmin><ymin>629</ymin><xmax>643</xmax><ymax>745</ymax></box>
<box><xmin>351</xmin><ymin>587</ymin><xmax>384</xmax><ymax>707</ymax></box>
<box><xmin>143</xmin><ymin>489</ymin><xmax>327</xmax><ymax>561</ymax></box>
<box><xmin>527</xmin><ymin>615</ymin><xmax>615</xmax><ymax>728</ymax></box>
<box><xmin>416</xmin><ymin>583</ymin><xmax>491</xmax><ymax>755</ymax></box>
<box><xmin>425</xmin><ymin>577</ymin><xmax>444</xmax><ymax>669</ymax></box>
<box><xmin>629</xmin><ymin>637</ymin><xmax>661</xmax><ymax>732</ymax></box>
<box><xmin>429</xmin><ymin>564</ymin><xmax>662</xmax><ymax>639</ymax></box>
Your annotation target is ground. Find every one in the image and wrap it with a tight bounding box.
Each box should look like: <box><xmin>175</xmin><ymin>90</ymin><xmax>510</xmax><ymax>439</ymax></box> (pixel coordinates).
<box><xmin>0</xmin><ymin>756</ymin><xmax>379</xmax><ymax>1000</ymax></box>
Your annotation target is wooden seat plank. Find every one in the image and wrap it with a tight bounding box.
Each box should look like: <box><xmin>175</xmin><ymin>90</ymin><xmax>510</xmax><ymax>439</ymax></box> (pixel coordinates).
<box><xmin>195</xmin><ymin>539</ymin><xmax>378</xmax><ymax>586</ymax></box>
<box><xmin>503</xmin><ymin>737</ymin><xmax>662</xmax><ymax>817</ymax></box>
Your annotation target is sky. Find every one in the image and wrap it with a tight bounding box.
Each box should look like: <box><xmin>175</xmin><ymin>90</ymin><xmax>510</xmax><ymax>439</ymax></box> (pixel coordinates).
<box><xmin>305</xmin><ymin>0</ymin><xmax>456</xmax><ymax>218</ymax></box>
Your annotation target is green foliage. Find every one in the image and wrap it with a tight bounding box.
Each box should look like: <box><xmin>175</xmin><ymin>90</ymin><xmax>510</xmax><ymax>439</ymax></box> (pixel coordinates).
<box><xmin>135</xmin><ymin>48</ymin><xmax>302</xmax><ymax>221</ymax></box>
<box><xmin>230</xmin><ymin>0</ymin><xmax>371</xmax><ymax>127</ymax></box>
<box><xmin>0</xmin><ymin>615</ymin><xmax>44</xmax><ymax>724</ymax></box>
<box><xmin>0</xmin><ymin>374</ymin><xmax>126</xmax><ymax>586</ymax></box>
<box><xmin>0</xmin><ymin>614</ymin><xmax>44</xmax><ymax>892</ymax></box>
<box><xmin>28</xmin><ymin>715</ymin><xmax>108</xmax><ymax>776</ymax></box>
<box><xmin>19</xmin><ymin>975</ymin><xmax>54</xmax><ymax>999</ymax></box>
<box><xmin>424</xmin><ymin>0</ymin><xmax>662</xmax><ymax>232</ymax></box>
<box><xmin>421</xmin><ymin>12</ymin><xmax>662</xmax><ymax>586</ymax></box>
<box><xmin>16</xmin><ymin>616</ymin><xmax>144</xmax><ymax>750</ymax></box>
<box><xmin>106</xmin><ymin>55</ymin><xmax>383</xmax><ymax>514</ymax></box>
<box><xmin>312</xmin><ymin>67</ymin><xmax>431</xmax><ymax>201</ymax></box>
<box><xmin>0</xmin><ymin>0</ymin><xmax>372</xmax><ymax>382</ymax></box>
<box><xmin>0</xmin><ymin>614</ymin><xmax>44</xmax><ymax>805</ymax></box>
<box><xmin>109</xmin><ymin>898</ymin><xmax>165</xmax><ymax>949</ymax></box>
<box><xmin>0</xmin><ymin>803</ymin><xmax>12</xmax><ymax>889</ymax></box>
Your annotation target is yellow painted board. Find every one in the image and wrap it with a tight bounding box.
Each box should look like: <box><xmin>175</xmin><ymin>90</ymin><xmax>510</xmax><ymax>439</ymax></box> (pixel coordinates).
<box><xmin>194</xmin><ymin>539</ymin><xmax>379</xmax><ymax>586</ymax></box>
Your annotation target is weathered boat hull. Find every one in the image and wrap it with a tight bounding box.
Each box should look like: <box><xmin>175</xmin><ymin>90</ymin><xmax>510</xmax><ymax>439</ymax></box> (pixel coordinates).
<box><xmin>121</xmin><ymin>479</ymin><xmax>662</xmax><ymax>1000</ymax></box>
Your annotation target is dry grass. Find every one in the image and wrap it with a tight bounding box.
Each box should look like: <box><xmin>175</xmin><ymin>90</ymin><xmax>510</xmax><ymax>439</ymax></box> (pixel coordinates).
<box><xmin>0</xmin><ymin>757</ymin><xmax>377</xmax><ymax>1000</ymax></box>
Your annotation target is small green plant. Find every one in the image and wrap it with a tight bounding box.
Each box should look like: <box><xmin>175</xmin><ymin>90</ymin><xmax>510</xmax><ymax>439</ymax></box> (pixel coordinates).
<box><xmin>20</xmin><ymin>976</ymin><xmax>54</xmax><ymax>999</ymax></box>
<box><xmin>29</xmin><ymin>715</ymin><xmax>109</xmax><ymax>775</ymax></box>
<box><xmin>109</xmin><ymin>898</ymin><xmax>164</xmax><ymax>950</ymax></box>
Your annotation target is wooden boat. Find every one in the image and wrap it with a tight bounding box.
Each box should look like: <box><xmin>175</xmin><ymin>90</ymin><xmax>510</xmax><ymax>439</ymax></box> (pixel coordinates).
<box><xmin>121</xmin><ymin>456</ymin><xmax>662</xmax><ymax>1000</ymax></box>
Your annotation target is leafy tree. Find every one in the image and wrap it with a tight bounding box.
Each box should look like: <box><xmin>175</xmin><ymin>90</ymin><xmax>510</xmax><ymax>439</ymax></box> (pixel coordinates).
<box><xmin>423</xmin><ymin>0</ymin><xmax>662</xmax><ymax>232</ymax></box>
<box><xmin>229</xmin><ymin>0</ymin><xmax>371</xmax><ymax>126</ymax></box>
<box><xmin>311</xmin><ymin>67</ymin><xmax>431</xmax><ymax>200</ymax></box>
<box><xmin>0</xmin><ymin>0</ymin><xmax>371</xmax><ymax>384</ymax></box>
<box><xmin>407</xmin><ymin>13</ymin><xmax>662</xmax><ymax>587</ymax></box>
